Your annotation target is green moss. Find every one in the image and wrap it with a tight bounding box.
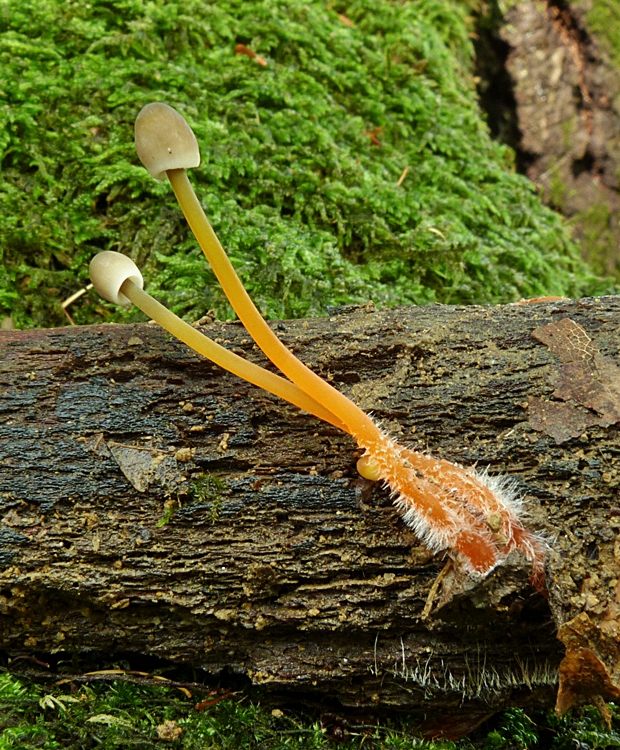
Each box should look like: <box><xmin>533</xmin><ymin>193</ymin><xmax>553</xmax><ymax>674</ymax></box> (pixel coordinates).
<box><xmin>585</xmin><ymin>0</ymin><xmax>620</xmax><ymax>70</ymax></box>
<box><xmin>0</xmin><ymin>0</ymin><xmax>603</xmax><ymax>329</ymax></box>
<box><xmin>190</xmin><ymin>473</ymin><xmax>227</xmax><ymax>522</ymax></box>
<box><xmin>156</xmin><ymin>497</ymin><xmax>178</xmax><ymax>527</ymax></box>
<box><xmin>0</xmin><ymin>671</ymin><xmax>457</xmax><ymax>749</ymax></box>
<box><xmin>548</xmin><ymin>162</ymin><xmax>572</xmax><ymax>212</ymax></box>
<box><xmin>3</xmin><ymin>671</ymin><xmax>620</xmax><ymax>749</ymax></box>
<box><xmin>483</xmin><ymin>708</ymin><xmax>539</xmax><ymax>749</ymax></box>
<box><xmin>482</xmin><ymin>705</ymin><xmax>620</xmax><ymax>750</ymax></box>
<box><xmin>569</xmin><ymin>201</ymin><xmax>620</xmax><ymax>279</ymax></box>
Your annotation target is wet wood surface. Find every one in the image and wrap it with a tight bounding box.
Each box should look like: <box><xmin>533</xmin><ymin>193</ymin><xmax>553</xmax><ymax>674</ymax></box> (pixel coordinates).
<box><xmin>1</xmin><ymin>297</ymin><xmax>619</xmax><ymax>735</ymax></box>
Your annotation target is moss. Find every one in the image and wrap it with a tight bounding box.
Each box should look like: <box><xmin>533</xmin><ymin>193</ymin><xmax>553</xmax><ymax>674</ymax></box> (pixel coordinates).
<box><xmin>483</xmin><ymin>708</ymin><xmax>538</xmax><ymax>749</ymax></box>
<box><xmin>190</xmin><ymin>473</ymin><xmax>227</xmax><ymax>522</ymax></box>
<box><xmin>569</xmin><ymin>201</ymin><xmax>620</xmax><ymax>278</ymax></box>
<box><xmin>156</xmin><ymin>497</ymin><xmax>178</xmax><ymax>527</ymax></box>
<box><xmin>3</xmin><ymin>671</ymin><xmax>620</xmax><ymax>749</ymax></box>
<box><xmin>0</xmin><ymin>0</ymin><xmax>603</xmax><ymax>329</ymax></box>
<box><xmin>585</xmin><ymin>0</ymin><xmax>620</xmax><ymax>70</ymax></box>
<box><xmin>548</xmin><ymin>161</ymin><xmax>573</xmax><ymax>212</ymax></box>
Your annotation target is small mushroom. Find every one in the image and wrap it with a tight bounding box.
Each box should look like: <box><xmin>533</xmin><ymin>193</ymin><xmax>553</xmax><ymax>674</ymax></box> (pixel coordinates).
<box><xmin>89</xmin><ymin>250</ymin><xmax>144</xmax><ymax>306</ymax></box>
<box><xmin>134</xmin><ymin>102</ymin><xmax>375</xmax><ymax>439</ymax></box>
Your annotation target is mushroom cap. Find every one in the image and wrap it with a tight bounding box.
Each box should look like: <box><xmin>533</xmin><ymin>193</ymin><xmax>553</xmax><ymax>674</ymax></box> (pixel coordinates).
<box><xmin>89</xmin><ymin>251</ymin><xmax>144</xmax><ymax>306</ymax></box>
<box><xmin>135</xmin><ymin>102</ymin><xmax>200</xmax><ymax>180</ymax></box>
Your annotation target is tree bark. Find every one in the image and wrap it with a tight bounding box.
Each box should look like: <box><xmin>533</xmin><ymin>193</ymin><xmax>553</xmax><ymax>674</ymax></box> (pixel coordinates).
<box><xmin>1</xmin><ymin>297</ymin><xmax>620</xmax><ymax>737</ymax></box>
<box><xmin>499</xmin><ymin>0</ymin><xmax>620</xmax><ymax>275</ymax></box>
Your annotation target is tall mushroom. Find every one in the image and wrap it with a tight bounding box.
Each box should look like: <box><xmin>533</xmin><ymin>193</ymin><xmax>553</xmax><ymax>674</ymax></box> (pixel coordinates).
<box><xmin>92</xmin><ymin>102</ymin><xmax>547</xmax><ymax>587</ymax></box>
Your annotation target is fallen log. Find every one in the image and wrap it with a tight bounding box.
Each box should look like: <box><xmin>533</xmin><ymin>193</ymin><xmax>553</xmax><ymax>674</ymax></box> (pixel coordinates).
<box><xmin>1</xmin><ymin>297</ymin><xmax>619</xmax><ymax>737</ymax></box>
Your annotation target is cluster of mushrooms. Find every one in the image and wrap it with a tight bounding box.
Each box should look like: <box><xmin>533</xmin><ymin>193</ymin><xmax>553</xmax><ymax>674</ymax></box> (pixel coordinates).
<box><xmin>89</xmin><ymin>103</ymin><xmax>546</xmax><ymax>591</ymax></box>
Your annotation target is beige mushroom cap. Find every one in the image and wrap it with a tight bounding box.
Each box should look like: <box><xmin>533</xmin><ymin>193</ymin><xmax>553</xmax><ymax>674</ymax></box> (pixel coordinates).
<box><xmin>135</xmin><ymin>102</ymin><xmax>200</xmax><ymax>180</ymax></box>
<box><xmin>89</xmin><ymin>251</ymin><xmax>144</xmax><ymax>306</ymax></box>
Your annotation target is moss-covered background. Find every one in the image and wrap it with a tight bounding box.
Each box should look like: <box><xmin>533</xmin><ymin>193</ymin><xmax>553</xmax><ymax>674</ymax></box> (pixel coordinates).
<box><xmin>0</xmin><ymin>0</ymin><xmax>607</xmax><ymax>329</ymax></box>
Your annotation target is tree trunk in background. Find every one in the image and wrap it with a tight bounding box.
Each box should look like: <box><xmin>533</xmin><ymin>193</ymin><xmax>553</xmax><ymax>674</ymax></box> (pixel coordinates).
<box><xmin>1</xmin><ymin>297</ymin><xmax>620</xmax><ymax>738</ymax></box>
<box><xmin>496</xmin><ymin>0</ymin><xmax>620</xmax><ymax>276</ymax></box>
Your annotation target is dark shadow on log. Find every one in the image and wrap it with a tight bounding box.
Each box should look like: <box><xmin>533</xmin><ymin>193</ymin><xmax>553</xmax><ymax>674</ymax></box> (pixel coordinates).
<box><xmin>1</xmin><ymin>297</ymin><xmax>620</xmax><ymax>734</ymax></box>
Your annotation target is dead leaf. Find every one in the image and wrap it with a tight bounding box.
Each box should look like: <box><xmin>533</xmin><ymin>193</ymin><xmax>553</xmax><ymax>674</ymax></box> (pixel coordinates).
<box><xmin>530</xmin><ymin>318</ymin><xmax>620</xmax><ymax>442</ymax></box>
<box><xmin>107</xmin><ymin>442</ymin><xmax>182</xmax><ymax>493</ymax></box>
<box><xmin>512</xmin><ymin>296</ymin><xmax>568</xmax><ymax>305</ymax></box>
<box><xmin>555</xmin><ymin>647</ymin><xmax>618</xmax><ymax>726</ymax></box>
<box><xmin>528</xmin><ymin>397</ymin><xmax>600</xmax><ymax>444</ymax></box>
<box><xmin>555</xmin><ymin>612</ymin><xmax>620</xmax><ymax>726</ymax></box>
<box><xmin>552</xmin><ymin>356</ymin><xmax>620</xmax><ymax>424</ymax></box>
<box><xmin>364</xmin><ymin>126</ymin><xmax>382</xmax><ymax>147</ymax></box>
<box><xmin>533</xmin><ymin>317</ymin><xmax>596</xmax><ymax>363</ymax></box>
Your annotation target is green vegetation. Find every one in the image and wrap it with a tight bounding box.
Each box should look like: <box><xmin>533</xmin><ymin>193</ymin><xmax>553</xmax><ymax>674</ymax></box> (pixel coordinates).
<box><xmin>584</xmin><ymin>0</ymin><xmax>620</xmax><ymax>70</ymax></box>
<box><xmin>156</xmin><ymin>497</ymin><xmax>179</xmax><ymax>528</ymax></box>
<box><xmin>0</xmin><ymin>0</ymin><xmax>603</xmax><ymax>329</ymax></box>
<box><xmin>2</xmin><ymin>672</ymin><xmax>620</xmax><ymax>749</ymax></box>
<box><xmin>190</xmin><ymin>473</ymin><xmax>227</xmax><ymax>522</ymax></box>
<box><xmin>190</xmin><ymin>473</ymin><xmax>227</xmax><ymax>504</ymax></box>
<box><xmin>485</xmin><ymin>705</ymin><xmax>620</xmax><ymax>750</ymax></box>
<box><xmin>569</xmin><ymin>202</ymin><xmax>618</xmax><ymax>278</ymax></box>
<box><xmin>0</xmin><ymin>671</ymin><xmax>454</xmax><ymax>750</ymax></box>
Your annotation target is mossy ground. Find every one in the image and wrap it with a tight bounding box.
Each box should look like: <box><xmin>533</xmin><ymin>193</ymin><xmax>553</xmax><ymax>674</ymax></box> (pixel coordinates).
<box><xmin>2</xmin><ymin>671</ymin><xmax>620</xmax><ymax>749</ymax></box>
<box><xmin>0</xmin><ymin>0</ymin><xmax>605</xmax><ymax>329</ymax></box>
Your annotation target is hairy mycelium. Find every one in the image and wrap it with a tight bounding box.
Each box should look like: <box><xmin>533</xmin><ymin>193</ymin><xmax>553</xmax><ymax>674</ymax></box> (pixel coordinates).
<box><xmin>90</xmin><ymin>102</ymin><xmax>547</xmax><ymax>590</ymax></box>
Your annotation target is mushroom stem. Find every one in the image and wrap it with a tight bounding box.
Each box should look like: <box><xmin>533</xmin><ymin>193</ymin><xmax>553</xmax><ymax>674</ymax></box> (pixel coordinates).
<box><xmin>88</xmin><ymin>250</ymin><xmax>348</xmax><ymax>431</ymax></box>
<box><xmin>164</xmin><ymin>168</ymin><xmax>545</xmax><ymax>586</ymax></box>
<box><xmin>167</xmin><ymin>168</ymin><xmax>381</xmax><ymax>442</ymax></box>
<box><xmin>120</xmin><ymin>280</ymin><xmax>347</xmax><ymax>431</ymax></box>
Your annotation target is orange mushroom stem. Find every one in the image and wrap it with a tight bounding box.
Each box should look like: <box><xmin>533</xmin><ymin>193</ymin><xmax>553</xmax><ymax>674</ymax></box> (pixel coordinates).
<box><xmin>124</xmin><ymin>102</ymin><xmax>547</xmax><ymax>588</ymax></box>
<box><xmin>88</xmin><ymin>251</ymin><xmax>348</xmax><ymax>432</ymax></box>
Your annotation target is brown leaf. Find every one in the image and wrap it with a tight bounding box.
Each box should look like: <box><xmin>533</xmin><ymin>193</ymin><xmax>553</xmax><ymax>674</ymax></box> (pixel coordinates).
<box><xmin>556</xmin><ymin>612</ymin><xmax>620</xmax><ymax>726</ymax></box>
<box><xmin>532</xmin><ymin>317</ymin><xmax>596</xmax><ymax>363</ymax></box>
<box><xmin>528</xmin><ymin>397</ymin><xmax>600</xmax><ymax>444</ymax></box>
<box><xmin>530</xmin><ymin>318</ymin><xmax>620</xmax><ymax>441</ymax></box>
<box><xmin>555</xmin><ymin>647</ymin><xmax>618</xmax><ymax>726</ymax></box>
<box><xmin>364</xmin><ymin>126</ymin><xmax>382</xmax><ymax>147</ymax></box>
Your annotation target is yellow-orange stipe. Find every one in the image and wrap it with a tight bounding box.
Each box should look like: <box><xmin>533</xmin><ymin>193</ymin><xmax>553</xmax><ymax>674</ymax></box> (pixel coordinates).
<box><xmin>87</xmin><ymin>249</ymin><xmax>348</xmax><ymax>431</ymax></box>
<box><xmin>120</xmin><ymin>279</ymin><xmax>349</xmax><ymax>432</ymax></box>
<box><xmin>166</xmin><ymin>168</ymin><xmax>379</xmax><ymax>439</ymax></box>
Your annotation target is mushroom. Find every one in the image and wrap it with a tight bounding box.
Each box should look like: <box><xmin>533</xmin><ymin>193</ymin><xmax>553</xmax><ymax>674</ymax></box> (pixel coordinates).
<box><xmin>135</xmin><ymin>102</ymin><xmax>200</xmax><ymax>180</ymax></box>
<box><xmin>93</xmin><ymin>103</ymin><xmax>548</xmax><ymax>587</ymax></box>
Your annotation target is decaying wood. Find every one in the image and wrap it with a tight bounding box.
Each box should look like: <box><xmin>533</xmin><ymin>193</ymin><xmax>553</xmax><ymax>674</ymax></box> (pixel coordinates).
<box><xmin>1</xmin><ymin>297</ymin><xmax>619</xmax><ymax>736</ymax></box>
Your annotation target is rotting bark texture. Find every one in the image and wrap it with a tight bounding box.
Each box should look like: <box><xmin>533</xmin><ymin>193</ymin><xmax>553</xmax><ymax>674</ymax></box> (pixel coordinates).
<box><xmin>1</xmin><ymin>298</ymin><xmax>620</xmax><ymax>736</ymax></box>
<box><xmin>500</xmin><ymin>0</ymin><xmax>620</xmax><ymax>275</ymax></box>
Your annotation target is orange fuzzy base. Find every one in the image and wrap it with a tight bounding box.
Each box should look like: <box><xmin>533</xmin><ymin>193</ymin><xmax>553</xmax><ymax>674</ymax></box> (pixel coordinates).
<box><xmin>357</xmin><ymin>429</ymin><xmax>546</xmax><ymax>593</ymax></box>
